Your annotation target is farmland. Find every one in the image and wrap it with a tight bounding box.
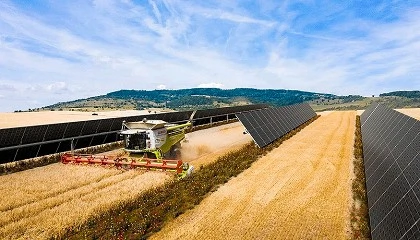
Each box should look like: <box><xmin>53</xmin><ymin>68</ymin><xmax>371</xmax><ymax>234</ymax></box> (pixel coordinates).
<box><xmin>3</xmin><ymin>107</ymin><xmax>412</xmax><ymax>239</ymax></box>
<box><xmin>396</xmin><ymin>108</ymin><xmax>420</xmax><ymax>120</ymax></box>
<box><xmin>0</xmin><ymin>109</ymin><xmax>166</xmax><ymax>128</ymax></box>
<box><xmin>0</xmin><ymin>122</ymin><xmax>250</xmax><ymax>239</ymax></box>
<box><xmin>151</xmin><ymin>111</ymin><xmax>356</xmax><ymax>239</ymax></box>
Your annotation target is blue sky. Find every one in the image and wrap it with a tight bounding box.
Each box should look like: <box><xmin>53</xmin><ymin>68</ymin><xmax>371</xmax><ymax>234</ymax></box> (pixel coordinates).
<box><xmin>0</xmin><ymin>0</ymin><xmax>419</xmax><ymax>112</ymax></box>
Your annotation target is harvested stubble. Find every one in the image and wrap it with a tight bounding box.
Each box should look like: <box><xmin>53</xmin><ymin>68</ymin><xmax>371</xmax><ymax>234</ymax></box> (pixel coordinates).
<box><xmin>182</xmin><ymin>121</ymin><xmax>252</xmax><ymax>167</ymax></box>
<box><xmin>0</xmin><ymin>164</ymin><xmax>170</xmax><ymax>239</ymax></box>
<box><xmin>152</xmin><ymin>111</ymin><xmax>356</xmax><ymax>240</ymax></box>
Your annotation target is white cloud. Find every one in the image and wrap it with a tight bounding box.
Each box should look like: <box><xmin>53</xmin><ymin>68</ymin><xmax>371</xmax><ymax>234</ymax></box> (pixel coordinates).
<box><xmin>198</xmin><ymin>82</ymin><xmax>224</xmax><ymax>88</ymax></box>
<box><xmin>0</xmin><ymin>1</ymin><xmax>419</xmax><ymax>111</ymax></box>
<box><xmin>156</xmin><ymin>84</ymin><xmax>166</xmax><ymax>90</ymax></box>
<box><xmin>45</xmin><ymin>82</ymin><xmax>68</xmax><ymax>92</ymax></box>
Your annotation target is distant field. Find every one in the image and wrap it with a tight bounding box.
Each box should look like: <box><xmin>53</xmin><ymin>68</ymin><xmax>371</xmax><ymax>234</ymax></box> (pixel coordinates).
<box><xmin>356</xmin><ymin>108</ymin><xmax>420</xmax><ymax>120</ymax></box>
<box><xmin>396</xmin><ymin>108</ymin><xmax>420</xmax><ymax>120</ymax></box>
<box><xmin>311</xmin><ymin>96</ymin><xmax>420</xmax><ymax>111</ymax></box>
<box><xmin>0</xmin><ymin>109</ymin><xmax>169</xmax><ymax>128</ymax></box>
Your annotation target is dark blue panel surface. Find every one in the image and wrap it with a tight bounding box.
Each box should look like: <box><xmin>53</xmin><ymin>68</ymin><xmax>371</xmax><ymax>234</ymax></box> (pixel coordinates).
<box><xmin>236</xmin><ymin>103</ymin><xmax>316</xmax><ymax>148</ymax></box>
<box><xmin>361</xmin><ymin>104</ymin><xmax>420</xmax><ymax>240</ymax></box>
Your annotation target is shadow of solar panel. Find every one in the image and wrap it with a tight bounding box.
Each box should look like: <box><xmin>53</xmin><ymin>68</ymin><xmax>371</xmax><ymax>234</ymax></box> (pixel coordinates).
<box><xmin>236</xmin><ymin>103</ymin><xmax>316</xmax><ymax>148</ymax></box>
<box><xmin>361</xmin><ymin>104</ymin><xmax>420</xmax><ymax>240</ymax></box>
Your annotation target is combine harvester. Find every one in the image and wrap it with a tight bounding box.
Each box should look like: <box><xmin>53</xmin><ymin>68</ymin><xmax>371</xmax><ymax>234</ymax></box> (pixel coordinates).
<box><xmin>61</xmin><ymin>119</ymin><xmax>194</xmax><ymax>178</ymax></box>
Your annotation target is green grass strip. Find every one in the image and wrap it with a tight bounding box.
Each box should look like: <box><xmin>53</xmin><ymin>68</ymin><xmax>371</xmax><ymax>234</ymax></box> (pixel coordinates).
<box><xmin>61</xmin><ymin>115</ymin><xmax>319</xmax><ymax>240</ymax></box>
<box><xmin>350</xmin><ymin>115</ymin><xmax>371</xmax><ymax>239</ymax></box>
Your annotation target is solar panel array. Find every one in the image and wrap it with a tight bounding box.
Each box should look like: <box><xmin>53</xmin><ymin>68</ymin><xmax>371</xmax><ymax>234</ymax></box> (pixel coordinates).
<box><xmin>192</xmin><ymin>104</ymin><xmax>269</xmax><ymax>125</ymax></box>
<box><xmin>0</xmin><ymin>104</ymin><xmax>267</xmax><ymax>163</ymax></box>
<box><xmin>361</xmin><ymin>103</ymin><xmax>420</xmax><ymax>240</ymax></box>
<box><xmin>236</xmin><ymin>103</ymin><xmax>316</xmax><ymax>148</ymax></box>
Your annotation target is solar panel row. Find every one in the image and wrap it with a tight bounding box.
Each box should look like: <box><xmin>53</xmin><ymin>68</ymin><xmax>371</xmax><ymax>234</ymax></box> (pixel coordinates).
<box><xmin>193</xmin><ymin>104</ymin><xmax>268</xmax><ymax>119</ymax></box>
<box><xmin>236</xmin><ymin>103</ymin><xmax>316</xmax><ymax>148</ymax></box>
<box><xmin>361</xmin><ymin>103</ymin><xmax>420</xmax><ymax>240</ymax></box>
<box><xmin>0</xmin><ymin>104</ymin><xmax>267</xmax><ymax>163</ymax></box>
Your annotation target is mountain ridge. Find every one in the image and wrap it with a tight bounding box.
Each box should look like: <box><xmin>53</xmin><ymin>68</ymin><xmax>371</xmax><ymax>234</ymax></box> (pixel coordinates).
<box><xmin>36</xmin><ymin>88</ymin><xmax>420</xmax><ymax>112</ymax></box>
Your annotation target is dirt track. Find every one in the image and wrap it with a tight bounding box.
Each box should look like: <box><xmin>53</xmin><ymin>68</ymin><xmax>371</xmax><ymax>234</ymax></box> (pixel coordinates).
<box><xmin>0</xmin><ymin>122</ymin><xmax>249</xmax><ymax>239</ymax></box>
<box><xmin>152</xmin><ymin>111</ymin><xmax>356</xmax><ymax>240</ymax></box>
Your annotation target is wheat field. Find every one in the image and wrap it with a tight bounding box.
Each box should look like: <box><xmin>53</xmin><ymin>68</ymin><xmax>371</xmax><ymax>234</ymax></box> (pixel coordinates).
<box><xmin>396</xmin><ymin>108</ymin><xmax>420</xmax><ymax>120</ymax></box>
<box><xmin>0</xmin><ymin>122</ymin><xmax>251</xmax><ymax>239</ymax></box>
<box><xmin>0</xmin><ymin>163</ymin><xmax>170</xmax><ymax>239</ymax></box>
<box><xmin>152</xmin><ymin>111</ymin><xmax>356</xmax><ymax>240</ymax></box>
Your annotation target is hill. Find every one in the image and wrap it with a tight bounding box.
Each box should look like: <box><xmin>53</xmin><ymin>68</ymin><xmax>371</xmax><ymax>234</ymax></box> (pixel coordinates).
<box><xmin>42</xmin><ymin>88</ymin><xmax>338</xmax><ymax>111</ymax></box>
<box><xmin>38</xmin><ymin>89</ymin><xmax>420</xmax><ymax>112</ymax></box>
<box><xmin>380</xmin><ymin>90</ymin><xmax>420</xmax><ymax>98</ymax></box>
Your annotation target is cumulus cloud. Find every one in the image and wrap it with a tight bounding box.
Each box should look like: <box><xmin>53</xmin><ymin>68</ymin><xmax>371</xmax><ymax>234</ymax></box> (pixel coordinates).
<box><xmin>156</xmin><ymin>84</ymin><xmax>166</xmax><ymax>90</ymax></box>
<box><xmin>198</xmin><ymin>82</ymin><xmax>224</xmax><ymax>88</ymax></box>
<box><xmin>45</xmin><ymin>82</ymin><xmax>68</xmax><ymax>92</ymax></box>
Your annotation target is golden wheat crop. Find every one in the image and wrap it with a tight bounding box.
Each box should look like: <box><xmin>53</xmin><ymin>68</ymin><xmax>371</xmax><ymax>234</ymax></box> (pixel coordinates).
<box><xmin>0</xmin><ymin>163</ymin><xmax>170</xmax><ymax>240</ymax></box>
<box><xmin>152</xmin><ymin>111</ymin><xmax>356</xmax><ymax>240</ymax></box>
<box><xmin>396</xmin><ymin>108</ymin><xmax>420</xmax><ymax>120</ymax></box>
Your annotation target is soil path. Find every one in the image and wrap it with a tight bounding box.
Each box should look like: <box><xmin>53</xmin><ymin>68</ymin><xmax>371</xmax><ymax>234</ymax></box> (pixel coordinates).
<box><xmin>152</xmin><ymin>111</ymin><xmax>356</xmax><ymax>240</ymax></box>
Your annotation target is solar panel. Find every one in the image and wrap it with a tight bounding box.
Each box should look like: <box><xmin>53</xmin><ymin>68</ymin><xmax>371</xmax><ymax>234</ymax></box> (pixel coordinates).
<box><xmin>193</xmin><ymin>104</ymin><xmax>268</xmax><ymax>119</ymax></box>
<box><xmin>44</xmin><ymin>123</ymin><xmax>68</xmax><ymax>141</ymax></box>
<box><xmin>0</xmin><ymin>127</ymin><xmax>25</xmax><ymax>148</ymax></box>
<box><xmin>361</xmin><ymin>103</ymin><xmax>420</xmax><ymax>239</ymax></box>
<box><xmin>236</xmin><ymin>103</ymin><xmax>316</xmax><ymax>148</ymax></box>
<box><xmin>21</xmin><ymin>125</ymin><xmax>49</xmax><ymax>144</ymax></box>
